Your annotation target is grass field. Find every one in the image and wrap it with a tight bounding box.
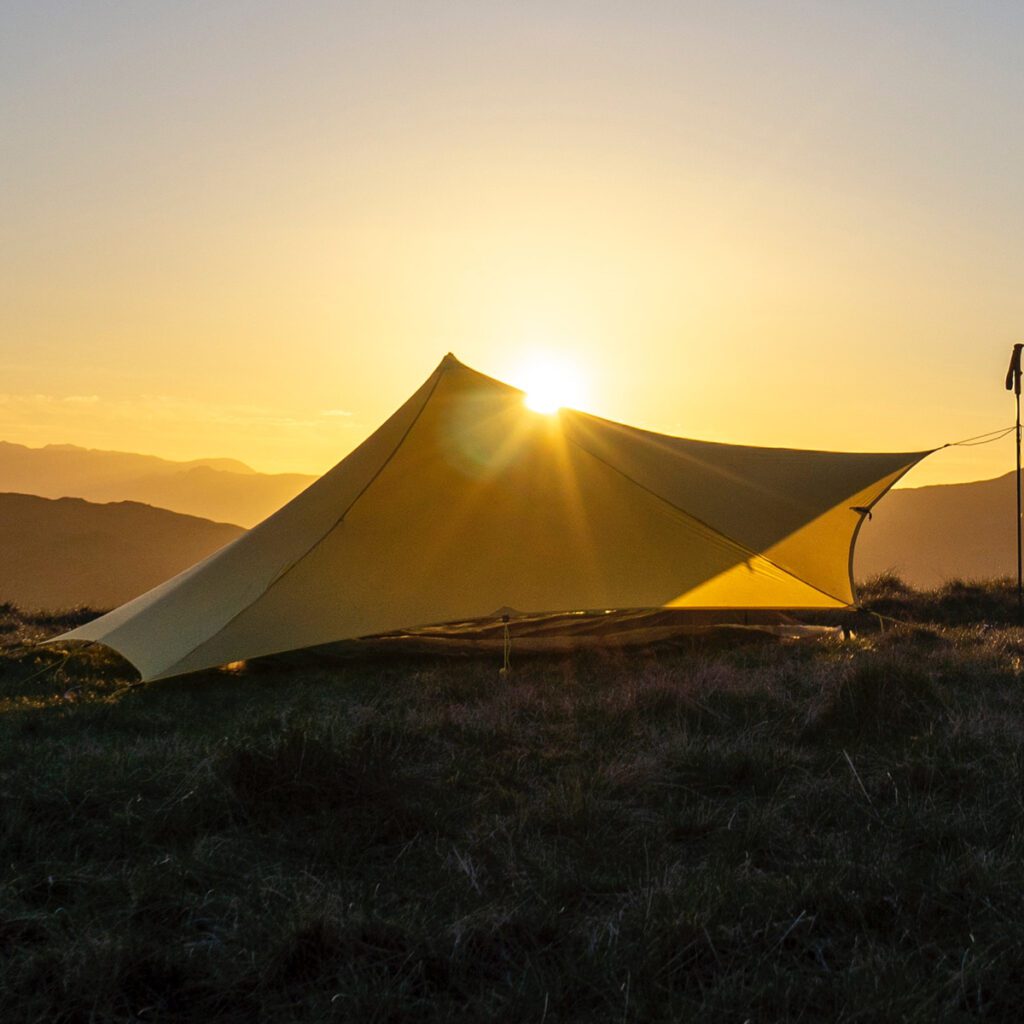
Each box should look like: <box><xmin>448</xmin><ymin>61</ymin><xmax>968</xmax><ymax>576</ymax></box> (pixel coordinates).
<box><xmin>2</xmin><ymin>578</ymin><xmax>1024</xmax><ymax>1022</ymax></box>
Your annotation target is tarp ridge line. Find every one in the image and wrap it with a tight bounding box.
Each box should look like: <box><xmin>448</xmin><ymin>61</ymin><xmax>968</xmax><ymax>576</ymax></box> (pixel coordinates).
<box><xmin>155</xmin><ymin>361</ymin><xmax>450</xmax><ymax>677</ymax></box>
<box><xmin>570</xmin><ymin>406</ymin><xmax>937</xmax><ymax>460</ymax></box>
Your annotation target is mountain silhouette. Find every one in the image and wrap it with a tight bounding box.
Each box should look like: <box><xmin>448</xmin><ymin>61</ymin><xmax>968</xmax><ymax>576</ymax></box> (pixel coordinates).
<box><xmin>0</xmin><ymin>492</ymin><xmax>243</xmax><ymax>610</ymax></box>
<box><xmin>0</xmin><ymin>442</ymin><xmax>313</xmax><ymax>527</ymax></box>
<box><xmin>857</xmin><ymin>470</ymin><xmax>1019</xmax><ymax>587</ymax></box>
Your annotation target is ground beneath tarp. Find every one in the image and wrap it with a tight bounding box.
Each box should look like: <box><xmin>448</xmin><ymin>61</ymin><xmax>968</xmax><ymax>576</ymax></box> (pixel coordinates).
<box><xmin>270</xmin><ymin>608</ymin><xmax>840</xmax><ymax>665</ymax></box>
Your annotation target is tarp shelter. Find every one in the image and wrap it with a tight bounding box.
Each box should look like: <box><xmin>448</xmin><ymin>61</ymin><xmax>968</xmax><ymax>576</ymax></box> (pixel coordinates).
<box><xmin>57</xmin><ymin>354</ymin><xmax>931</xmax><ymax>680</ymax></box>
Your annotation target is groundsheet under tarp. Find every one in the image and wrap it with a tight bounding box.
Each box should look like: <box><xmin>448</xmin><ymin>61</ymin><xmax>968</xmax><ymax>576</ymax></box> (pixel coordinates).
<box><xmin>263</xmin><ymin>608</ymin><xmax>841</xmax><ymax>664</ymax></box>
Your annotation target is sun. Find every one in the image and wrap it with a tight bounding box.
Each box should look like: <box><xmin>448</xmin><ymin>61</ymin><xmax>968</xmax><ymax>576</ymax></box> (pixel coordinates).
<box><xmin>519</xmin><ymin>353</ymin><xmax>588</xmax><ymax>414</ymax></box>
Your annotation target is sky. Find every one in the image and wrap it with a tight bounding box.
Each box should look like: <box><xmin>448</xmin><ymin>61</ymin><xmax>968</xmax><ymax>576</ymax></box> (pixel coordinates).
<box><xmin>2</xmin><ymin>1</ymin><xmax>1023</xmax><ymax>486</ymax></box>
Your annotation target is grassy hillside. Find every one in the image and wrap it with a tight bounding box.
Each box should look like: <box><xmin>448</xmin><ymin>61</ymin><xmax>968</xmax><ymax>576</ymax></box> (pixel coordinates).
<box><xmin>0</xmin><ymin>492</ymin><xmax>243</xmax><ymax>609</ymax></box>
<box><xmin>2</xmin><ymin>580</ymin><xmax>1023</xmax><ymax>1021</ymax></box>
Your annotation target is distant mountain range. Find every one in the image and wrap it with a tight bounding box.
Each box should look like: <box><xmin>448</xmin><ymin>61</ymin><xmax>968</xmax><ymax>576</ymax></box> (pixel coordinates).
<box><xmin>856</xmin><ymin>470</ymin><xmax>1019</xmax><ymax>588</ymax></box>
<box><xmin>2</xmin><ymin>439</ymin><xmax>1019</xmax><ymax>608</ymax></box>
<box><xmin>0</xmin><ymin>442</ymin><xmax>314</xmax><ymax>528</ymax></box>
<box><xmin>0</xmin><ymin>492</ymin><xmax>243</xmax><ymax>610</ymax></box>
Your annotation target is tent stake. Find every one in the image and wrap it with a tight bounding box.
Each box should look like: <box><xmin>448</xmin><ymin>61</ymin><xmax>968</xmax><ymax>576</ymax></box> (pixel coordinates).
<box><xmin>500</xmin><ymin>613</ymin><xmax>511</xmax><ymax>676</ymax></box>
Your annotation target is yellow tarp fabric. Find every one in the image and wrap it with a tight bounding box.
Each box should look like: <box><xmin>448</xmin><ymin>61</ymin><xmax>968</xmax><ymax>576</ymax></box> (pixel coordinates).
<box><xmin>57</xmin><ymin>355</ymin><xmax>931</xmax><ymax>680</ymax></box>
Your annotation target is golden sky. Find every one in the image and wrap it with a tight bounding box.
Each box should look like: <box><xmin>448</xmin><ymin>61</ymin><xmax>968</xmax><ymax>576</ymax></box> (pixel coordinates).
<box><xmin>3</xmin><ymin>2</ymin><xmax>1023</xmax><ymax>486</ymax></box>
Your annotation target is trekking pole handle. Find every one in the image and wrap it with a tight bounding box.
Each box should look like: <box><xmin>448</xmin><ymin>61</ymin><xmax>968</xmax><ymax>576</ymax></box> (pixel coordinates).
<box><xmin>1005</xmin><ymin>343</ymin><xmax>1023</xmax><ymax>394</ymax></box>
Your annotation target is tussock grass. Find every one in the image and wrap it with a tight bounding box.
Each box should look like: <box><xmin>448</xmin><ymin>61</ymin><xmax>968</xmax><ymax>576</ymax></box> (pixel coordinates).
<box><xmin>3</xmin><ymin>586</ymin><xmax>1024</xmax><ymax>1021</ymax></box>
<box><xmin>857</xmin><ymin>572</ymin><xmax>1024</xmax><ymax>626</ymax></box>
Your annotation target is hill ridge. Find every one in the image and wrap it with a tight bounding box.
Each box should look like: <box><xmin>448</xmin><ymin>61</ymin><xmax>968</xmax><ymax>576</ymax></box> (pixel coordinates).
<box><xmin>0</xmin><ymin>440</ymin><xmax>315</xmax><ymax>527</ymax></box>
<box><xmin>0</xmin><ymin>491</ymin><xmax>244</xmax><ymax>610</ymax></box>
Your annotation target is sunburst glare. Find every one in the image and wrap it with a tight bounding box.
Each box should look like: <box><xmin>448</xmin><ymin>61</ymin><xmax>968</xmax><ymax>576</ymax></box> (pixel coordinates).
<box><xmin>518</xmin><ymin>353</ymin><xmax>589</xmax><ymax>414</ymax></box>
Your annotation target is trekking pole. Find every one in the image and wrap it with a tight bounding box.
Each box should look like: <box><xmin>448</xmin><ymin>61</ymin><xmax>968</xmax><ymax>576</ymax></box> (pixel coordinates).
<box><xmin>1005</xmin><ymin>344</ymin><xmax>1023</xmax><ymax>620</ymax></box>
